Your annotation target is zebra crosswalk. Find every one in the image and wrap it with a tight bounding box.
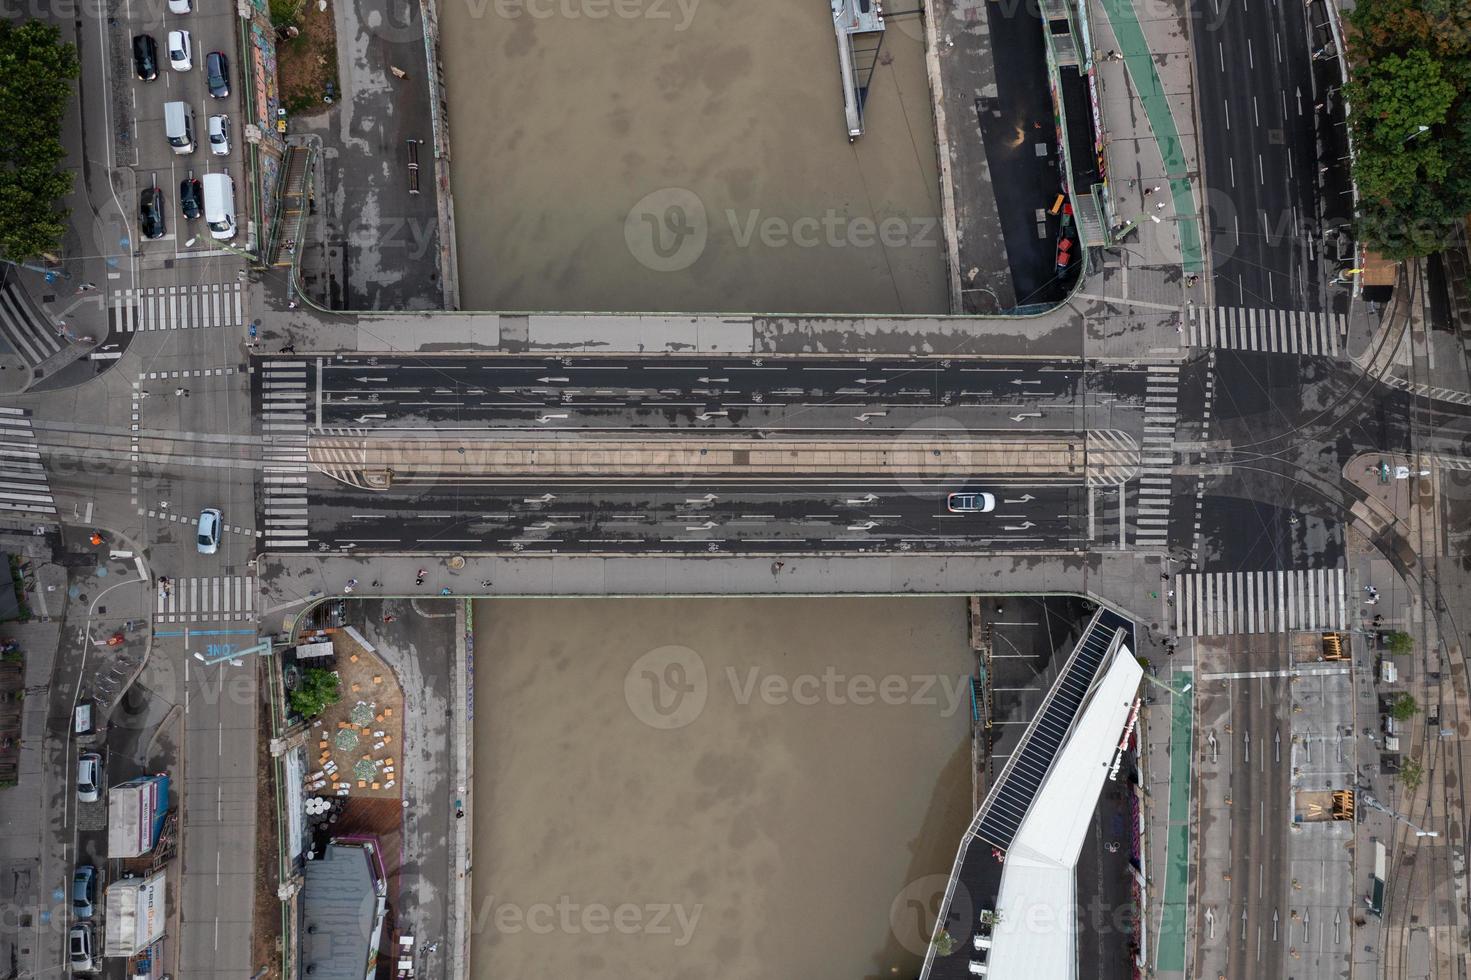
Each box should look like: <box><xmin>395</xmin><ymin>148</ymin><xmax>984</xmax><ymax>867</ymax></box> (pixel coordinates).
<box><xmin>0</xmin><ymin>407</ymin><xmax>56</xmax><ymax>519</ymax></box>
<box><xmin>260</xmin><ymin>362</ymin><xmax>311</xmax><ymax>549</ymax></box>
<box><xmin>1189</xmin><ymin>306</ymin><xmax>1346</xmax><ymax>357</ymax></box>
<box><xmin>1381</xmin><ymin>374</ymin><xmax>1471</xmax><ymax>406</ymax></box>
<box><xmin>111</xmin><ymin>282</ymin><xmax>244</xmax><ymax>332</ymax></box>
<box><xmin>1134</xmin><ymin>365</ymin><xmax>1178</xmax><ymax>550</ymax></box>
<box><xmin>0</xmin><ymin>280</ymin><xmax>61</xmax><ymax>368</ymax></box>
<box><xmin>156</xmin><ymin>575</ymin><xmax>255</xmax><ymax>623</ymax></box>
<box><xmin>1174</xmin><ymin>567</ymin><xmax>1348</xmax><ymax>637</ymax></box>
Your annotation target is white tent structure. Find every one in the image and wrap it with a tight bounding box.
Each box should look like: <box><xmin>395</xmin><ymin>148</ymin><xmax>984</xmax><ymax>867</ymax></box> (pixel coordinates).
<box><xmin>980</xmin><ymin>648</ymin><xmax>1143</xmax><ymax>979</ymax></box>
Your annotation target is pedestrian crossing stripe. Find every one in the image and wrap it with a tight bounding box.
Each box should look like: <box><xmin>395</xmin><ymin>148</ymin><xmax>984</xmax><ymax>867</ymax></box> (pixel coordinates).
<box><xmin>0</xmin><ymin>407</ymin><xmax>57</xmax><ymax>518</ymax></box>
<box><xmin>260</xmin><ymin>364</ymin><xmax>311</xmax><ymax>549</ymax></box>
<box><xmin>1189</xmin><ymin>306</ymin><xmax>1346</xmax><ymax>357</ymax></box>
<box><xmin>155</xmin><ymin>575</ymin><xmax>255</xmax><ymax>623</ymax></box>
<box><xmin>1381</xmin><ymin>375</ymin><xmax>1471</xmax><ymax>406</ymax></box>
<box><xmin>1134</xmin><ymin>366</ymin><xmax>1178</xmax><ymax>549</ymax></box>
<box><xmin>1174</xmin><ymin>567</ymin><xmax>1347</xmax><ymax>637</ymax></box>
<box><xmin>0</xmin><ymin>280</ymin><xmax>61</xmax><ymax>367</ymax></box>
<box><xmin>111</xmin><ymin>282</ymin><xmax>244</xmax><ymax>332</ymax></box>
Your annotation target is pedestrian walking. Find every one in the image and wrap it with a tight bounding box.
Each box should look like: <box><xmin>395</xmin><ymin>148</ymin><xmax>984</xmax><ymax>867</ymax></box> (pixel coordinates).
<box><xmin>415</xmin><ymin>568</ymin><xmax>427</xmax><ymax>585</ymax></box>
<box><xmin>383</xmin><ymin>614</ymin><xmax>396</xmax><ymax>624</ymax></box>
<box><xmin>139</xmin><ymin>390</ymin><xmax>150</xmax><ymax>398</ymax></box>
<box><xmin>281</xmin><ymin>344</ymin><xmax>296</xmax><ymax>354</ymax></box>
<box><xmin>77</xmin><ymin>281</ymin><xmax>96</xmax><ymax>291</ymax></box>
<box><xmin>1143</xmin><ymin>185</ymin><xmax>1155</xmax><ymax>196</ymax></box>
<box><xmin>1155</xmin><ymin>201</ymin><xmax>1167</xmax><ymax>211</ymax></box>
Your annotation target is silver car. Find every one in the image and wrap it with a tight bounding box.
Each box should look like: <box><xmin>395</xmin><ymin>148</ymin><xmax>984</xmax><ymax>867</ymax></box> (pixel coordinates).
<box><xmin>68</xmin><ymin>923</ymin><xmax>94</xmax><ymax>972</ymax></box>
<box><xmin>75</xmin><ymin>753</ymin><xmax>101</xmax><ymax>803</ymax></box>
<box><xmin>946</xmin><ymin>491</ymin><xmax>997</xmax><ymax>514</ymax></box>
<box><xmin>196</xmin><ymin>507</ymin><xmax>222</xmax><ymax>555</ymax></box>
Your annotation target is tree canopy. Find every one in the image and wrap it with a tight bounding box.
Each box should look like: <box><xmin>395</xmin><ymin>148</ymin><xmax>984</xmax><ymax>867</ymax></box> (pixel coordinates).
<box><xmin>1384</xmin><ymin>629</ymin><xmax>1414</xmax><ymax>654</ymax></box>
<box><xmin>1389</xmin><ymin>691</ymin><xmax>1420</xmax><ymax>720</ymax></box>
<box><xmin>289</xmin><ymin>667</ymin><xmax>342</xmax><ymax>718</ymax></box>
<box><xmin>1347</xmin><ymin>0</ymin><xmax>1471</xmax><ymax>258</ymax></box>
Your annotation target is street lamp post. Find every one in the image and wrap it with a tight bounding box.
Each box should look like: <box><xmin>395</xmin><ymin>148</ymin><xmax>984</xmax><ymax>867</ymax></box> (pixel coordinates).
<box><xmin>1402</xmin><ymin>125</ymin><xmax>1431</xmax><ymax>144</ymax></box>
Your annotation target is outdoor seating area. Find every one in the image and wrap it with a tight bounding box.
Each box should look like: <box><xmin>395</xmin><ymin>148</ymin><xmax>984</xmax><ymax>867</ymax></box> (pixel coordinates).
<box><xmin>302</xmin><ymin>632</ymin><xmax>403</xmax><ymax>801</ymax></box>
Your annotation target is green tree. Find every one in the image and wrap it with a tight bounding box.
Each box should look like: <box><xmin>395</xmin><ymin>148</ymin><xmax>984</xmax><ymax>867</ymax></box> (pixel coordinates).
<box><xmin>0</xmin><ymin>21</ymin><xmax>78</xmax><ymax>261</ymax></box>
<box><xmin>1400</xmin><ymin>756</ymin><xmax>1424</xmax><ymax>792</ymax></box>
<box><xmin>1384</xmin><ymin>630</ymin><xmax>1414</xmax><ymax>655</ymax></box>
<box><xmin>289</xmin><ymin>667</ymin><xmax>341</xmax><ymax>718</ymax></box>
<box><xmin>1346</xmin><ymin>0</ymin><xmax>1471</xmax><ymax>257</ymax></box>
<box><xmin>1389</xmin><ymin>692</ymin><xmax>1420</xmax><ymax>721</ymax></box>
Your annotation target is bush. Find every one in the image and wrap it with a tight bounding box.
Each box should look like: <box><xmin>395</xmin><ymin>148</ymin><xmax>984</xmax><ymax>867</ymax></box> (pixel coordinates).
<box><xmin>269</xmin><ymin>0</ymin><xmax>299</xmax><ymax>29</ymax></box>
<box><xmin>1389</xmin><ymin>692</ymin><xmax>1420</xmax><ymax>721</ymax></box>
<box><xmin>289</xmin><ymin>667</ymin><xmax>341</xmax><ymax>718</ymax></box>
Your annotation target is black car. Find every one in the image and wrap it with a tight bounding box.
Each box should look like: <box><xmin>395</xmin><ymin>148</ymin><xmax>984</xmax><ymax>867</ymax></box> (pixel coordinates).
<box><xmin>139</xmin><ymin>186</ymin><xmax>165</xmax><ymax>240</ymax></box>
<box><xmin>205</xmin><ymin>51</ymin><xmax>229</xmax><ymax>98</ymax></box>
<box><xmin>132</xmin><ymin>34</ymin><xmax>158</xmax><ymax>81</ymax></box>
<box><xmin>180</xmin><ymin>175</ymin><xmax>202</xmax><ymax>220</ymax></box>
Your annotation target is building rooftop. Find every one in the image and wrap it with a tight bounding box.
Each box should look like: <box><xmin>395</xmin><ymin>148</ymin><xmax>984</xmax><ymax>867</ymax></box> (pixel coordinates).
<box><xmin>301</xmin><ymin>840</ymin><xmax>387</xmax><ymax>980</ymax></box>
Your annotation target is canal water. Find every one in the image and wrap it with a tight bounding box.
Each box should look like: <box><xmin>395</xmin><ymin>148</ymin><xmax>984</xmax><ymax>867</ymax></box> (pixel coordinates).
<box><xmin>439</xmin><ymin>0</ymin><xmax>948</xmax><ymax>314</ymax></box>
<box><xmin>471</xmin><ymin>596</ymin><xmax>975</xmax><ymax>978</ymax></box>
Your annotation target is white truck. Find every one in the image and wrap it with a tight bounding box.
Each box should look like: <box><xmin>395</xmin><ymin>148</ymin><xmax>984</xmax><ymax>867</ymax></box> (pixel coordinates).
<box><xmin>103</xmin><ymin>873</ymin><xmax>166</xmax><ymax>957</ymax></box>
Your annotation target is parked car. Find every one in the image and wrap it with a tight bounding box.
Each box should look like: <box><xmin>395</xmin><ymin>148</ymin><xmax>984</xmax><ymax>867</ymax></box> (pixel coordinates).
<box><xmin>75</xmin><ymin>753</ymin><xmax>101</xmax><ymax>803</ymax></box>
<box><xmin>207</xmin><ymin>114</ymin><xmax>230</xmax><ymax>156</ymax></box>
<box><xmin>166</xmin><ymin>29</ymin><xmax>191</xmax><ymax>71</ymax></box>
<box><xmin>168</xmin><ymin>0</ymin><xmax>191</xmax><ymax>12</ymax></box>
<box><xmin>180</xmin><ymin>175</ymin><xmax>202</xmax><ymax>220</ymax></box>
<box><xmin>68</xmin><ymin>923</ymin><xmax>94</xmax><ymax>972</ymax></box>
<box><xmin>138</xmin><ymin>186</ymin><xmax>165</xmax><ymax>240</ymax></box>
<box><xmin>196</xmin><ymin>507</ymin><xmax>222</xmax><ymax>555</ymax></box>
<box><xmin>131</xmin><ymin>34</ymin><xmax>157</xmax><ymax>81</ymax></box>
<box><xmin>946</xmin><ymin>491</ymin><xmax>996</xmax><ymax>514</ymax></box>
<box><xmin>205</xmin><ymin>51</ymin><xmax>229</xmax><ymax>97</ymax></box>
<box><xmin>72</xmin><ymin>866</ymin><xmax>96</xmax><ymax>919</ymax></box>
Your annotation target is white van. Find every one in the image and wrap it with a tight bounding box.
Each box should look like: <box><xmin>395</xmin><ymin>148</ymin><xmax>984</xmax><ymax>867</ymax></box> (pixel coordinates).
<box><xmin>163</xmin><ymin>100</ymin><xmax>194</xmax><ymax>155</ymax></box>
<box><xmin>202</xmin><ymin>172</ymin><xmax>236</xmax><ymax>241</ymax></box>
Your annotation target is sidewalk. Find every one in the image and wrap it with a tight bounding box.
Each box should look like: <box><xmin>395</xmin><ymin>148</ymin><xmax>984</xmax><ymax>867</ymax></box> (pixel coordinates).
<box><xmin>1091</xmin><ymin>0</ymin><xmax>1205</xmax><ymax>280</ymax></box>
<box><xmin>289</xmin><ymin>0</ymin><xmax>443</xmax><ymax>311</ymax></box>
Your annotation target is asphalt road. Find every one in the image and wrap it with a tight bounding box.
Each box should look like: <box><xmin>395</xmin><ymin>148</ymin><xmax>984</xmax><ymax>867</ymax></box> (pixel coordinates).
<box><xmin>308</xmin><ymin>479</ymin><xmax>1096</xmax><ymax>552</ymax></box>
<box><xmin>256</xmin><ymin>354</ymin><xmax>1154</xmax><ymax>551</ymax></box>
<box><xmin>1215</xmin><ymin>635</ymin><xmax>1292</xmax><ymax>980</ymax></box>
<box><xmin>285</xmin><ymin>354</ymin><xmax>1145</xmax><ymax>430</ymax></box>
<box><xmin>1190</xmin><ymin>0</ymin><xmax>1342</xmax><ymax>312</ymax></box>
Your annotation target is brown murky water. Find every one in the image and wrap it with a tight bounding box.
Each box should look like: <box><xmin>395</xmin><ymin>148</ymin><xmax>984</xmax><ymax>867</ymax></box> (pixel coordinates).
<box><xmin>439</xmin><ymin>0</ymin><xmax>947</xmax><ymax>314</ymax></box>
<box><xmin>470</xmin><ymin>596</ymin><xmax>974</xmax><ymax>979</ymax></box>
